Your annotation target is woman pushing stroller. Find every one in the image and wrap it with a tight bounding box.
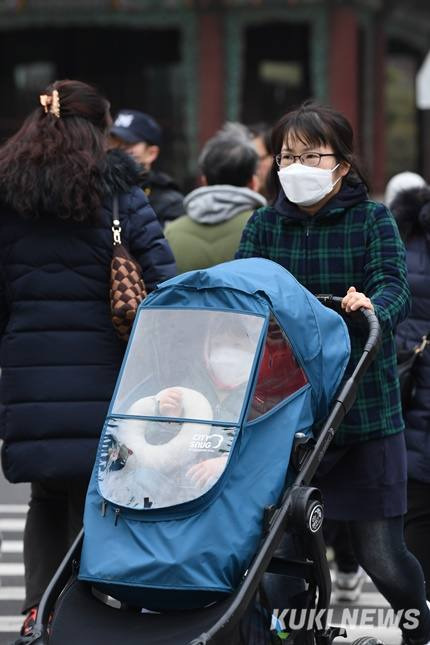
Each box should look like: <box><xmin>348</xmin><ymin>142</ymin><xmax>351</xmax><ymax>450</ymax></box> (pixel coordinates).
<box><xmin>237</xmin><ymin>100</ymin><xmax>430</xmax><ymax>644</ymax></box>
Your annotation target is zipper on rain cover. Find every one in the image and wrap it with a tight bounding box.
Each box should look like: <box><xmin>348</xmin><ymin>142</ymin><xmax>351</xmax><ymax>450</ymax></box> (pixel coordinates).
<box><xmin>101</xmin><ymin>500</ymin><xmax>107</xmax><ymax>517</ymax></box>
<box><xmin>304</xmin><ymin>220</ymin><xmax>311</xmax><ymax>286</ymax></box>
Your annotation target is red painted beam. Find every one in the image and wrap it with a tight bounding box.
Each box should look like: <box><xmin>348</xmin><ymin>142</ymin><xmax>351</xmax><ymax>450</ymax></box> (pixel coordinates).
<box><xmin>198</xmin><ymin>12</ymin><xmax>225</xmax><ymax>148</ymax></box>
<box><xmin>372</xmin><ymin>23</ymin><xmax>386</xmax><ymax>195</ymax></box>
<box><xmin>328</xmin><ymin>6</ymin><xmax>359</xmax><ymax>138</ymax></box>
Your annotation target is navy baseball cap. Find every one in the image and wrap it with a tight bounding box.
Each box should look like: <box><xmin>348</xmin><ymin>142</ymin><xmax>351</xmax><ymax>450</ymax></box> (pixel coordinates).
<box><xmin>111</xmin><ymin>110</ymin><xmax>162</xmax><ymax>146</ymax></box>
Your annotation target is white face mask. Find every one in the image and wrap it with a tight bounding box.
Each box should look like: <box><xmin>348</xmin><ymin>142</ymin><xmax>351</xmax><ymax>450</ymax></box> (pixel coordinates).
<box><xmin>208</xmin><ymin>348</ymin><xmax>254</xmax><ymax>390</ymax></box>
<box><xmin>278</xmin><ymin>162</ymin><xmax>341</xmax><ymax>207</ymax></box>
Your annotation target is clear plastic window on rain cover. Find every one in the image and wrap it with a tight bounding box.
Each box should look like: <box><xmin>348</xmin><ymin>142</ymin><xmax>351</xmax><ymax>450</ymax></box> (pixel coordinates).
<box><xmin>100</xmin><ymin>309</ymin><xmax>265</xmax><ymax>508</ymax></box>
<box><xmin>112</xmin><ymin>309</ymin><xmax>265</xmax><ymax>424</ymax></box>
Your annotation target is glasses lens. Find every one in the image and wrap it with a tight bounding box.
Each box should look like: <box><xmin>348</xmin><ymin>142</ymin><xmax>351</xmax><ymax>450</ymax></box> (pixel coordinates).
<box><xmin>277</xmin><ymin>154</ymin><xmax>294</xmax><ymax>167</ymax></box>
<box><xmin>301</xmin><ymin>153</ymin><xmax>321</xmax><ymax>167</ymax></box>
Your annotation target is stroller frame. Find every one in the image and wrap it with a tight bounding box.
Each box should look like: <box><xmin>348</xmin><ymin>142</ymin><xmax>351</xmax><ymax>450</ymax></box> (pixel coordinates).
<box><xmin>20</xmin><ymin>297</ymin><xmax>381</xmax><ymax>645</ymax></box>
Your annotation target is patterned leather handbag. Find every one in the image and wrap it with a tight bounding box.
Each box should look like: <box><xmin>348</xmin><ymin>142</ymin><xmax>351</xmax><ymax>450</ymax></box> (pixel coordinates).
<box><xmin>110</xmin><ymin>196</ymin><xmax>147</xmax><ymax>342</ymax></box>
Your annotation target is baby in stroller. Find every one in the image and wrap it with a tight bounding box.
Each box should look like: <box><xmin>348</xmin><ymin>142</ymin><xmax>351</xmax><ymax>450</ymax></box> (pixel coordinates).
<box><xmin>101</xmin><ymin>314</ymin><xmax>306</xmax><ymax>509</ymax></box>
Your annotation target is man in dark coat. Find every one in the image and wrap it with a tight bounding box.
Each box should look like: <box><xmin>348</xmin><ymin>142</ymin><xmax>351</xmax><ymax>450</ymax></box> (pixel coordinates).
<box><xmin>110</xmin><ymin>109</ymin><xmax>184</xmax><ymax>228</ymax></box>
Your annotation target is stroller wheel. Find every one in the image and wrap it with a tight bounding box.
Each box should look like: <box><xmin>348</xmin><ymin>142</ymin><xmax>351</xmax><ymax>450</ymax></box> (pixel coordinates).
<box><xmin>350</xmin><ymin>638</ymin><xmax>384</xmax><ymax>645</ymax></box>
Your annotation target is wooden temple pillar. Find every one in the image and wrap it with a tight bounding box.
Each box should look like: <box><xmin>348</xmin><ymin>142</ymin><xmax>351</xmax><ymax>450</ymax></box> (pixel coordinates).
<box><xmin>197</xmin><ymin>11</ymin><xmax>225</xmax><ymax>150</ymax></box>
<box><xmin>328</xmin><ymin>6</ymin><xmax>359</xmax><ymax>137</ymax></box>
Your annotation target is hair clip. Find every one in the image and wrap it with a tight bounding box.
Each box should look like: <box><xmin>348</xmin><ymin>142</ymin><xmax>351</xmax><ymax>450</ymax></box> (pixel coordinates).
<box><xmin>39</xmin><ymin>89</ymin><xmax>60</xmax><ymax>118</ymax></box>
<box><xmin>39</xmin><ymin>94</ymin><xmax>50</xmax><ymax>113</ymax></box>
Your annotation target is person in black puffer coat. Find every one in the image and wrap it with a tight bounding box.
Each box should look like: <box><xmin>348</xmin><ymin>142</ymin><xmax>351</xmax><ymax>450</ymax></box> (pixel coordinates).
<box><xmin>0</xmin><ymin>79</ymin><xmax>176</xmax><ymax>637</ymax></box>
<box><xmin>389</xmin><ymin>174</ymin><xmax>430</xmax><ymax>600</ymax></box>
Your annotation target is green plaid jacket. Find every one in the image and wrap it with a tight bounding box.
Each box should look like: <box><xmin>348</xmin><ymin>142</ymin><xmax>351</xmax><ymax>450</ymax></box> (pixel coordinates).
<box><xmin>236</xmin><ymin>182</ymin><xmax>410</xmax><ymax>445</ymax></box>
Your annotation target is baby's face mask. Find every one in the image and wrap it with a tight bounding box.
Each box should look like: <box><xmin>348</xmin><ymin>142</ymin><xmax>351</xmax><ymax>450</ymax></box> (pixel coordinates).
<box><xmin>208</xmin><ymin>346</ymin><xmax>255</xmax><ymax>389</ymax></box>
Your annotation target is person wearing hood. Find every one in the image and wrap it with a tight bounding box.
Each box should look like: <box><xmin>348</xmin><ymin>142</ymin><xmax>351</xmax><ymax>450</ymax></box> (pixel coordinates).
<box><xmin>384</xmin><ymin>171</ymin><xmax>426</xmax><ymax>209</ymax></box>
<box><xmin>164</xmin><ymin>122</ymin><xmax>266</xmax><ymax>273</ymax></box>
<box><xmin>110</xmin><ymin>109</ymin><xmax>184</xmax><ymax>229</ymax></box>
<box><xmin>237</xmin><ymin>101</ymin><xmax>430</xmax><ymax>644</ymax></box>
<box><xmin>0</xmin><ymin>79</ymin><xmax>176</xmax><ymax>640</ymax></box>
<box><xmin>388</xmin><ymin>172</ymin><xmax>430</xmax><ymax>600</ymax></box>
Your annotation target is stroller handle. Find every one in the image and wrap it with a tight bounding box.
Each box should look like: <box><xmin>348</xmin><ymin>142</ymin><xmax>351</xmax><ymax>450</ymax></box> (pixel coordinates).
<box><xmin>316</xmin><ymin>293</ymin><xmax>381</xmax><ymax>363</ymax></box>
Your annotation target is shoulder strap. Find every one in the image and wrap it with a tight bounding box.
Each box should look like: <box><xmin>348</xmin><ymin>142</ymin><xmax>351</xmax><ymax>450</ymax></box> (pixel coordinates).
<box><xmin>111</xmin><ymin>195</ymin><xmax>122</xmax><ymax>246</ymax></box>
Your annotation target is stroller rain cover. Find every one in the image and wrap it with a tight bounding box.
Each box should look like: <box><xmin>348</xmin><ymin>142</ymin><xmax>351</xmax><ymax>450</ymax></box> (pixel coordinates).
<box><xmin>79</xmin><ymin>258</ymin><xmax>350</xmax><ymax>611</ymax></box>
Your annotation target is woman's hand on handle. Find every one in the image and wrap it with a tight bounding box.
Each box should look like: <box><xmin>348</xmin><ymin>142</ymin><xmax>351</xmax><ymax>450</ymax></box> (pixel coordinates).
<box><xmin>342</xmin><ymin>286</ymin><xmax>374</xmax><ymax>313</ymax></box>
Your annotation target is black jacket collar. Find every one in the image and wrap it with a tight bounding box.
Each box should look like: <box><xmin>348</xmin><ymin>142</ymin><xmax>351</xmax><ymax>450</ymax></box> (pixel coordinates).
<box><xmin>102</xmin><ymin>149</ymin><xmax>141</xmax><ymax>198</ymax></box>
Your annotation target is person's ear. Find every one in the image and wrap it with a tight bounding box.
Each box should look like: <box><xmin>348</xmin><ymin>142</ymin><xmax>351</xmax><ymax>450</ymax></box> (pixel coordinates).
<box><xmin>247</xmin><ymin>175</ymin><xmax>260</xmax><ymax>192</ymax></box>
<box><xmin>107</xmin><ymin>135</ymin><xmax>125</xmax><ymax>150</ymax></box>
<box><xmin>146</xmin><ymin>145</ymin><xmax>160</xmax><ymax>165</ymax></box>
<box><xmin>338</xmin><ymin>160</ymin><xmax>351</xmax><ymax>177</ymax></box>
<box><xmin>200</xmin><ymin>175</ymin><xmax>208</xmax><ymax>187</ymax></box>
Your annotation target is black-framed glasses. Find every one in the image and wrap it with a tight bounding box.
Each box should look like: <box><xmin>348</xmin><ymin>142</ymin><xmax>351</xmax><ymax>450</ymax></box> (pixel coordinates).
<box><xmin>275</xmin><ymin>152</ymin><xmax>337</xmax><ymax>168</ymax></box>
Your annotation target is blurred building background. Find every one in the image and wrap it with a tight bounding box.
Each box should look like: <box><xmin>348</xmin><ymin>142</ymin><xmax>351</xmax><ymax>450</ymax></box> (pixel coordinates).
<box><xmin>0</xmin><ymin>0</ymin><xmax>429</xmax><ymax>195</ymax></box>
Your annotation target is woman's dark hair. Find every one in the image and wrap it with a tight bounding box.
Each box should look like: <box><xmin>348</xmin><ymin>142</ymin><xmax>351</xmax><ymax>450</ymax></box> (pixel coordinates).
<box><xmin>0</xmin><ymin>79</ymin><xmax>111</xmax><ymax>221</ymax></box>
<box><xmin>267</xmin><ymin>100</ymin><xmax>369</xmax><ymax>203</ymax></box>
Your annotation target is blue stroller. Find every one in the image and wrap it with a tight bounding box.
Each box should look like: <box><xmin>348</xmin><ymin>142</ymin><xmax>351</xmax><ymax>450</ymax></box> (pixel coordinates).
<box><xmin>23</xmin><ymin>258</ymin><xmax>381</xmax><ymax>645</ymax></box>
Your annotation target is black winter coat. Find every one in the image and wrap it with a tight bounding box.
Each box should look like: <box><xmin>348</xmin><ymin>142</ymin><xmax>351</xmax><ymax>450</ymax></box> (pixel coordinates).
<box><xmin>139</xmin><ymin>169</ymin><xmax>184</xmax><ymax>228</ymax></box>
<box><xmin>0</xmin><ymin>150</ymin><xmax>176</xmax><ymax>483</ymax></box>
<box><xmin>394</xmin><ymin>186</ymin><xmax>430</xmax><ymax>483</ymax></box>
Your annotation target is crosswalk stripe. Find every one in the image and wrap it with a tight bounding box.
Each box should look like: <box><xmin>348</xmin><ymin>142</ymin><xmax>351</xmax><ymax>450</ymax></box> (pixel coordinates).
<box><xmin>0</xmin><ymin>615</ymin><xmax>23</xmax><ymax>632</ymax></box>
<box><xmin>0</xmin><ymin>507</ymin><xmax>25</xmax><ymax>638</ymax></box>
<box><xmin>0</xmin><ymin>563</ymin><xmax>25</xmax><ymax>576</ymax></box>
<box><xmin>333</xmin><ymin>623</ymin><xmax>402</xmax><ymax>643</ymax></box>
<box><xmin>0</xmin><ymin>505</ymin><xmax>28</xmax><ymax>514</ymax></box>
<box><xmin>0</xmin><ymin>587</ymin><xmax>25</xmax><ymax>600</ymax></box>
<box><xmin>1</xmin><ymin>540</ymin><xmax>23</xmax><ymax>554</ymax></box>
<box><xmin>335</xmin><ymin>591</ymin><xmax>390</xmax><ymax>608</ymax></box>
<box><xmin>0</xmin><ymin>518</ymin><xmax>25</xmax><ymax>531</ymax></box>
